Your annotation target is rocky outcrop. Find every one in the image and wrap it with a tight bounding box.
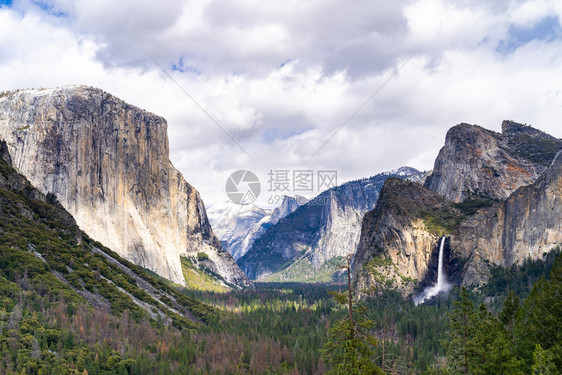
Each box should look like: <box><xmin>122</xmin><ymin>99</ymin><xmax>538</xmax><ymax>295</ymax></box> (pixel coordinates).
<box><xmin>0</xmin><ymin>86</ymin><xmax>250</xmax><ymax>287</ymax></box>
<box><xmin>452</xmin><ymin>149</ymin><xmax>562</xmax><ymax>287</ymax></box>
<box><xmin>354</xmin><ymin>122</ymin><xmax>561</xmax><ymax>295</ymax></box>
<box><xmin>0</xmin><ymin>140</ymin><xmax>11</xmax><ymax>165</ymax></box>
<box><xmin>239</xmin><ymin>167</ymin><xmax>424</xmax><ymax>281</ymax></box>
<box><xmin>352</xmin><ymin>178</ymin><xmax>462</xmax><ymax>295</ymax></box>
<box><xmin>270</xmin><ymin>195</ymin><xmax>308</xmax><ymax>225</ymax></box>
<box><xmin>425</xmin><ymin>121</ymin><xmax>562</xmax><ymax>202</ymax></box>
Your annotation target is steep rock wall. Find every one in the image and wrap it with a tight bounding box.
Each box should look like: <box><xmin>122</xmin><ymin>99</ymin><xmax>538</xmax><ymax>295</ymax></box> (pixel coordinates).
<box><xmin>353</xmin><ymin>178</ymin><xmax>461</xmax><ymax>295</ymax></box>
<box><xmin>425</xmin><ymin>121</ymin><xmax>561</xmax><ymax>202</ymax></box>
<box><xmin>452</xmin><ymin>149</ymin><xmax>562</xmax><ymax>287</ymax></box>
<box><xmin>0</xmin><ymin>86</ymin><xmax>250</xmax><ymax>287</ymax></box>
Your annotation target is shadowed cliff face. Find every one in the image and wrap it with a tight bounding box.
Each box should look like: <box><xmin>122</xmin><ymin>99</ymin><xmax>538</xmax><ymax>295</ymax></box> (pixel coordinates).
<box><xmin>425</xmin><ymin>121</ymin><xmax>562</xmax><ymax>203</ymax></box>
<box><xmin>0</xmin><ymin>86</ymin><xmax>251</xmax><ymax>287</ymax></box>
<box><xmin>451</xmin><ymin>149</ymin><xmax>562</xmax><ymax>287</ymax></box>
<box><xmin>352</xmin><ymin>178</ymin><xmax>462</xmax><ymax>295</ymax></box>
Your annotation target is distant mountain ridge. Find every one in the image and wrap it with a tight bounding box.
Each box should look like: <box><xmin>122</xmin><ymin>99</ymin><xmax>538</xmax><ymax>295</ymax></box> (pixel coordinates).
<box><xmin>239</xmin><ymin>167</ymin><xmax>425</xmax><ymax>282</ymax></box>
<box><xmin>208</xmin><ymin>195</ymin><xmax>308</xmax><ymax>260</ymax></box>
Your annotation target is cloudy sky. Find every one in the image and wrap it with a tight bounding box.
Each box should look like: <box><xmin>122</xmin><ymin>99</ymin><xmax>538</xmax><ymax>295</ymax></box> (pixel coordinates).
<box><xmin>1</xmin><ymin>0</ymin><xmax>561</xmax><ymax>207</ymax></box>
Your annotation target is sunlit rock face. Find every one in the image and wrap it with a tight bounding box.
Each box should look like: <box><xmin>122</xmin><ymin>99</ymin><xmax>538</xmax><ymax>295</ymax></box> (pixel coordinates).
<box><xmin>452</xmin><ymin>150</ymin><xmax>562</xmax><ymax>288</ymax></box>
<box><xmin>425</xmin><ymin>121</ymin><xmax>561</xmax><ymax>202</ymax></box>
<box><xmin>0</xmin><ymin>86</ymin><xmax>251</xmax><ymax>287</ymax></box>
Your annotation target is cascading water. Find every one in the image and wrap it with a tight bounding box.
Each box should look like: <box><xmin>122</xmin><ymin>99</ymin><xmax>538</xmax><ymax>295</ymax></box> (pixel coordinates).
<box><xmin>414</xmin><ymin>237</ymin><xmax>451</xmax><ymax>305</ymax></box>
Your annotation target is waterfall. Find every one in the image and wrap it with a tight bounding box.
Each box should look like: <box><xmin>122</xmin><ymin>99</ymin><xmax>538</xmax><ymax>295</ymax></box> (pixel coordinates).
<box><xmin>414</xmin><ymin>237</ymin><xmax>451</xmax><ymax>305</ymax></box>
<box><xmin>436</xmin><ymin>237</ymin><xmax>446</xmax><ymax>290</ymax></box>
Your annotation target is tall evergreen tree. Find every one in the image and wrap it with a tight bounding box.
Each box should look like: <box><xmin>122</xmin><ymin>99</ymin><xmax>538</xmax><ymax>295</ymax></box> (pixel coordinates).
<box><xmin>515</xmin><ymin>256</ymin><xmax>562</xmax><ymax>372</ymax></box>
<box><xmin>323</xmin><ymin>256</ymin><xmax>383</xmax><ymax>375</ymax></box>
<box><xmin>446</xmin><ymin>287</ymin><xmax>476</xmax><ymax>374</ymax></box>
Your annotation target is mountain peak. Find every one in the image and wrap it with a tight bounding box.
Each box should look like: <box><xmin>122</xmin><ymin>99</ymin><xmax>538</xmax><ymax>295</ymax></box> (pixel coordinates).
<box><xmin>425</xmin><ymin>121</ymin><xmax>561</xmax><ymax>202</ymax></box>
<box><xmin>501</xmin><ymin>120</ymin><xmax>541</xmax><ymax>136</ymax></box>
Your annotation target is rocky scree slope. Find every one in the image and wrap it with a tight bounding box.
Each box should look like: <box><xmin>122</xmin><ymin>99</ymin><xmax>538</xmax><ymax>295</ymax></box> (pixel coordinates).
<box><xmin>0</xmin><ymin>86</ymin><xmax>250</xmax><ymax>287</ymax></box>
<box><xmin>239</xmin><ymin>167</ymin><xmax>424</xmax><ymax>281</ymax></box>
<box><xmin>0</xmin><ymin>140</ymin><xmax>217</xmax><ymax>328</ymax></box>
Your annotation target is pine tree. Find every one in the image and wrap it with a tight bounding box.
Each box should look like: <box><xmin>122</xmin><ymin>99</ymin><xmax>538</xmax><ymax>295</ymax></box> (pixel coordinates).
<box><xmin>515</xmin><ymin>256</ymin><xmax>562</xmax><ymax>371</ymax></box>
<box><xmin>531</xmin><ymin>344</ymin><xmax>556</xmax><ymax>375</ymax></box>
<box><xmin>446</xmin><ymin>287</ymin><xmax>476</xmax><ymax>375</ymax></box>
<box><xmin>499</xmin><ymin>291</ymin><xmax>519</xmax><ymax>334</ymax></box>
<box><xmin>323</xmin><ymin>255</ymin><xmax>384</xmax><ymax>375</ymax></box>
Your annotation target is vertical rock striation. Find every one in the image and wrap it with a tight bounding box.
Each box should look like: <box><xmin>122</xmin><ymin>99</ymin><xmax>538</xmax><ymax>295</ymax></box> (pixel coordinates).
<box><xmin>452</xmin><ymin>149</ymin><xmax>562</xmax><ymax>287</ymax></box>
<box><xmin>353</xmin><ymin>178</ymin><xmax>462</xmax><ymax>295</ymax></box>
<box><xmin>0</xmin><ymin>86</ymin><xmax>251</xmax><ymax>287</ymax></box>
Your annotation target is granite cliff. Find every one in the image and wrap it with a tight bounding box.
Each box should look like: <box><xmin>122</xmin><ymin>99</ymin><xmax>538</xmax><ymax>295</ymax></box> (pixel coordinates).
<box><xmin>353</xmin><ymin>178</ymin><xmax>462</xmax><ymax>295</ymax></box>
<box><xmin>452</xmin><ymin>149</ymin><xmax>562</xmax><ymax>287</ymax></box>
<box><xmin>0</xmin><ymin>139</ymin><xmax>215</xmax><ymax>327</ymax></box>
<box><xmin>239</xmin><ymin>167</ymin><xmax>424</xmax><ymax>282</ymax></box>
<box><xmin>0</xmin><ymin>86</ymin><xmax>250</xmax><ymax>287</ymax></box>
<box><xmin>354</xmin><ymin>121</ymin><xmax>561</xmax><ymax>296</ymax></box>
<box><xmin>424</xmin><ymin>121</ymin><xmax>561</xmax><ymax>202</ymax></box>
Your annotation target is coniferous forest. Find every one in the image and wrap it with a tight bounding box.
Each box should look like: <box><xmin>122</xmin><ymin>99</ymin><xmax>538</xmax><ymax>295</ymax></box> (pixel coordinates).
<box><xmin>0</xmin><ymin>242</ymin><xmax>559</xmax><ymax>374</ymax></box>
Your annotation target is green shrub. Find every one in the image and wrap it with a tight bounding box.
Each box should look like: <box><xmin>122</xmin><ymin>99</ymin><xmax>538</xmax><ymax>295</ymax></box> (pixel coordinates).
<box><xmin>196</xmin><ymin>252</ymin><xmax>209</xmax><ymax>261</ymax></box>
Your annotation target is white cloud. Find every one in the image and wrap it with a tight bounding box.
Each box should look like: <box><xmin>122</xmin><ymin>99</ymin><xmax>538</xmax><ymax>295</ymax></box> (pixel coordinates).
<box><xmin>0</xmin><ymin>0</ymin><xmax>561</xmax><ymax>207</ymax></box>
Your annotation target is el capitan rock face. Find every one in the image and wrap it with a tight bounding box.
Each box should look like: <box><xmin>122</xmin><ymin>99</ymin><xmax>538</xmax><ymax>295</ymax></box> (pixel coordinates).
<box><xmin>424</xmin><ymin>121</ymin><xmax>561</xmax><ymax>203</ymax></box>
<box><xmin>0</xmin><ymin>86</ymin><xmax>250</xmax><ymax>287</ymax></box>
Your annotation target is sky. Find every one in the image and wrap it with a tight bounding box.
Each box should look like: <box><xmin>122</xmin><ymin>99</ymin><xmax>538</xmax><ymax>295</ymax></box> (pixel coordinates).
<box><xmin>1</xmin><ymin>0</ymin><xmax>561</xmax><ymax>207</ymax></box>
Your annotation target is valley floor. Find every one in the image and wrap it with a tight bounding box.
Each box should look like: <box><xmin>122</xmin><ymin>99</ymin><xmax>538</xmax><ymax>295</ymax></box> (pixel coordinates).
<box><xmin>0</xmin><ymin>250</ymin><xmax>559</xmax><ymax>374</ymax></box>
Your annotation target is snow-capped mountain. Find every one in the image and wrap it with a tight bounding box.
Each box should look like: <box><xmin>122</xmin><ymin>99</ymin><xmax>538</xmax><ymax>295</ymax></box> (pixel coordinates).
<box><xmin>208</xmin><ymin>195</ymin><xmax>307</xmax><ymax>260</ymax></box>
